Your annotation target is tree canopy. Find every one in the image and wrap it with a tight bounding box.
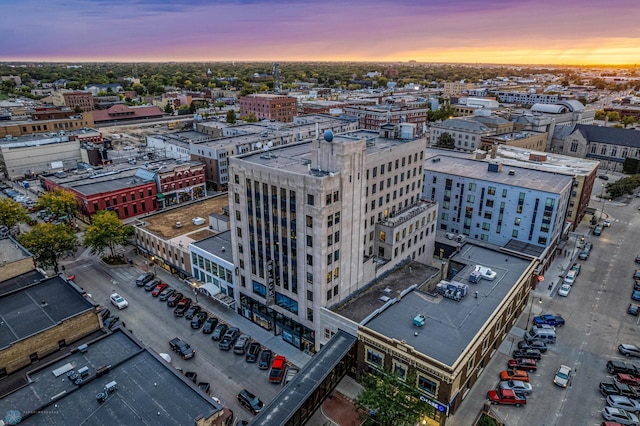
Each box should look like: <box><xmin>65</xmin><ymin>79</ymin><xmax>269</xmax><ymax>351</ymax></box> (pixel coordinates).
<box><xmin>83</xmin><ymin>210</ymin><xmax>133</xmax><ymax>259</ymax></box>
<box><xmin>36</xmin><ymin>189</ymin><xmax>78</xmax><ymax>222</ymax></box>
<box><xmin>355</xmin><ymin>369</ymin><xmax>434</xmax><ymax>426</ymax></box>
<box><xmin>226</xmin><ymin>109</ymin><xmax>237</xmax><ymax>124</ymax></box>
<box><xmin>0</xmin><ymin>198</ymin><xmax>30</xmax><ymax>230</ymax></box>
<box><xmin>18</xmin><ymin>223</ymin><xmax>78</xmax><ymax>272</ymax></box>
<box><xmin>435</xmin><ymin>132</ymin><xmax>456</xmax><ymax>149</ymax></box>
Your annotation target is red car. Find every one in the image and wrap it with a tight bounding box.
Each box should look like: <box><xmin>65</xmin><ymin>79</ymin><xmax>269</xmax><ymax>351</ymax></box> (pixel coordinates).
<box><xmin>151</xmin><ymin>282</ymin><xmax>169</xmax><ymax>297</ymax></box>
<box><xmin>614</xmin><ymin>373</ymin><xmax>640</xmax><ymax>387</ymax></box>
<box><xmin>499</xmin><ymin>369</ymin><xmax>529</xmax><ymax>382</ymax></box>
<box><xmin>269</xmin><ymin>355</ymin><xmax>287</xmax><ymax>383</ymax></box>
<box><xmin>507</xmin><ymin>358</ymin><xmax>537</xmax><ymax>373</ymax></box>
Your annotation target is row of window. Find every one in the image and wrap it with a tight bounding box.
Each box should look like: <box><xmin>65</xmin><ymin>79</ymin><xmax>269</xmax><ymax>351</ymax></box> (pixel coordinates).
<box><xmin>366</xmin><ymin>152</ymin><xmax>424</xmax><ymax>179</ymax></box>
<box><xmin>365</xmin><ymin>347</ymin><xmax>437</xmax><ymax>395</ymax></box>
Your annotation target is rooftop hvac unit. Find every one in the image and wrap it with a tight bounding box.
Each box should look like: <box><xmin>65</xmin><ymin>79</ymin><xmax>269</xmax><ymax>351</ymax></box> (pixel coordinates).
<box><xmin>413</xmin><ymin>314</ymin><xmax>426</xmax><ymax>327</ymax></box>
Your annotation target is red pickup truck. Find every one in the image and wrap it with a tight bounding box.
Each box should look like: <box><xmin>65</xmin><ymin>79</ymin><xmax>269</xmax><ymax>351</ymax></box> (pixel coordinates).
<box><xmin>487</xmin><ymin>388</ymin><xmax>526</xmax><ymax>407</ymax></box>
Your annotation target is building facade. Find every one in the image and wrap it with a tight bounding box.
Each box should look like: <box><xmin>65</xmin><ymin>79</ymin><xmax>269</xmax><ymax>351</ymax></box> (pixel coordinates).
<box><xmin>342</xmin><ymin>105</ymin><xmax>429</xmax><ymax>132</ymax></box>
<box><xmin>0</xmin><ymin>113</ymin><xmax>95</xmax><ymax>138</ymax></box>
<box><xmin>228</xmin><ymin>125</ymin><xmax>434</xmax><ymax>352</ymax></box>
<box><xmin>430</xmin><ymin>117</ymin><xmax>497</xmax><ymax>152</ymax></box>
<box><xmin>238</xmin><ymin>94</ymin><xmax>298</xmax><ymax>123</ymax></box>
<box><xmin>422</xmin><ymin>155</ymin><xmax>573</xmax><ymax>250</ymax></box>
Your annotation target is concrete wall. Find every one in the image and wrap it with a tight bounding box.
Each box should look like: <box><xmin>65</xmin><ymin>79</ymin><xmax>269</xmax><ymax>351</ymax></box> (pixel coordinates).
<box><xmin>0</xmin><ymin>257</ymin><xmax>34</xmax><ymax>283</ymax></box>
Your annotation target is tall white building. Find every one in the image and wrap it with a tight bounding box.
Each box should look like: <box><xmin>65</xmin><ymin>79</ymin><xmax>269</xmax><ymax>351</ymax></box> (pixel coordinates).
<box><xmin>228</xmin><ymin>124</ymin><xmax>437</xmax><ymax>352</ymax></box>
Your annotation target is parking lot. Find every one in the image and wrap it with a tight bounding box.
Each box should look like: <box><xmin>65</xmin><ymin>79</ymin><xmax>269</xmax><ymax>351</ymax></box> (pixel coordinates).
<box><xmin>64</xmin><ymin>255</ymin><xmax>310</xmax><ymax>423</ymax></box>
<box><xmin>449</xmin><ymin>196</ymin><xmax>640</xmax><ymax>426</ymax></box>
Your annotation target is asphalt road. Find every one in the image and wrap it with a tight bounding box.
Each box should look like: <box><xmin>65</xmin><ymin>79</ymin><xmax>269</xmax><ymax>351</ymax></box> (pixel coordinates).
<box><xmin>65</xmin><ymin>257</ymin><xmax>284</xmax><ymax>423</ymax></box>
<box><xmin>489</xmin><ymin>195</ymin><xmax>640</xmax><ymax>425</ymax></box>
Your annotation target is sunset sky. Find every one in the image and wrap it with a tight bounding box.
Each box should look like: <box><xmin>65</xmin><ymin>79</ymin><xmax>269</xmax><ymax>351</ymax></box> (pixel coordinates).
<box><xmin>1</xmin><ymin>0</ymin><xmax>639</xmax><ymax>65</ymax></box>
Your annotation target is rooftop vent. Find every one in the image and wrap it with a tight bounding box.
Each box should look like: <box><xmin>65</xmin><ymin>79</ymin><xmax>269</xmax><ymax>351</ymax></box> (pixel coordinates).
<box><xmin>508</xmin><ymin>170</ymin><xmax>515</xmax><ymax>176</ymax></box>
<box><xmin>413</xmin><ymin>314</ymin><xmax>426</xmax><ymax>327</ymax></box>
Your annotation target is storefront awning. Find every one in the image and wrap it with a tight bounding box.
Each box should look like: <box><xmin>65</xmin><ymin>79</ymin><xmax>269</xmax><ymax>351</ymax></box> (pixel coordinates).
<box><xmin>157</xmin><ymin>193</ymin><xmax>165</xmax><ymax>199</ymax></box>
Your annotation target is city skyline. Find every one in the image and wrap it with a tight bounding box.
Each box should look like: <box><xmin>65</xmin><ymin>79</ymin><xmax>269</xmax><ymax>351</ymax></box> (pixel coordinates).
<box><xmin>1</xmin><ymin>0</ymin><xmax>639</xmax><ymax>65</ymax></box>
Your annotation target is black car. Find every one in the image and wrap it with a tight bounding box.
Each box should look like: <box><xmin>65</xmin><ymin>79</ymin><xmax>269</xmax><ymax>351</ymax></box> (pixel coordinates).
<box><xmin>158</xmin><ymin>287</ymin><xmax>175</xmax><ymax>301</ymax></box>
<box><xmin>246</xmin><ymin>342</ymin><xmax>261</xmax><ymax>363</ymax></box>
<box><xmin>144</xmin><ymin>278</ymin><xmax>162</xmax><ymax>291</ymax></box>
<box><xmin>173</xmin><ymin>298</ymin><xmax>192</xmax><ymax>316</ymax></box>
<box><xmin>237</xmin><ymin>389</ymin><xmax>264</xmax><ymax>415</ymax></box>
<box><xmin>517</xmin><ymin>339</ymin><xmax>548</xmax><ymax>353</ymax></box>
<box><xmin>634</xmin><ymin>281</ymin><xmax>640</xmax><ymax>291</ymax></box>
<box><xmin>219</xmin><ymin>327</ymin><xmax>240</xmax><ymax>350</ymax></box>
<box><xmin>169</xmin><ymin>337</ymin><xmax>194</xmax><ymax>359</ymax></box>
<box><xmin>512</xmin><ymin>349</ymin><xmax>542</xmax><ymax>360</ymax></box>
<box><xmin>607</xmin><ymin>360</ymin><xmax>639</xmax><ymax>375</ymax></box>
<box><xmin>258</xmin><ymin>349</ymin><xmax>273</xmax><ymax>370</ymax></box>
<box><xmin>184</xmin><ymin>305</ymin><xmax>202</xmax><ymax>320</ymax></box>
<box><xmin>211</xmin><ymin>323</ymin><xmax>228</xmax><ymax>341</ymax></box>
<box><xmin>629</xmin><ymin>304</ymin><xmax>640</xmax><ymax>316</ymax></box>
<box><xmin>202</xmin><ymin>317</ymin><xmax>219</xmax><ymax>334</ymax></box>
<box><xmin>191</xmin><ymin>311</ymin><xmax>208</xmax><ymax>329</ymax></box>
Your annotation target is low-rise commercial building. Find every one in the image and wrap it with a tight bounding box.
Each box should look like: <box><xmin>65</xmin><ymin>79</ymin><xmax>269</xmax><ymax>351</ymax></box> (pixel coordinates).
<box><xmin>239</xmin><ymin>94</ymin><xmax>298</xmax><ymax>123</ymax></box>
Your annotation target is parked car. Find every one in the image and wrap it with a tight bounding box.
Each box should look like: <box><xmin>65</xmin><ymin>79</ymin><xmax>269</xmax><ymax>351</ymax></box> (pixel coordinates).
<box><xmin>110</xmin><ymin>293</ymin><xmax>128</xmax><ymax>309</ymax></box>
<box><xmin>564</xmin><ymin>270</ymin><xmax>577</xmax><ymax>285</ymax></box>
<box><xmin>173</xmin><ymin>298</ymin><xmax>192</xmax><ymax>316</ymax></box>
<box><xmin>283</xmin><ymin>367</ymin><xmax>299</xmax><ymax>386</ymax></box>
<box><xmin>259</xmin><ymin>349</ymin><xmax>273</xmax><ymax>370</ymax></box>
<box><xmin>166</xmin><ymin>292</ymin><xmax>183</xmax><ymax>307</ymax></box>
<box><xmin>246</xmin><ymin>342</ymin><xmax>261</xmax><ymax>363</ymax></box>
<box><xmin>233</xmin><ymin>334</ymin><xmax>251</xmax><ymax>355</ymax></box>
<box><xmin>629</xmin><ymin>304</ymin><xmax>640</xmax><ymax>316</ymax></box>
<box><xmin>211</xmin><ymin>323</ymin><xmax>228</xmax><ymax>341</ymax></box>
<box><xmin>202</xmin><ymin>317</ymin><xmax>219</xmax><ymax>334</ymax></box>
<box><xmin>269</xmin><ymin>355</ymin><xmax>287</xmax><ymax>383</ymax></box>
<box><xmin>607</xmin><ymin>360</ymin><xmax>639</xmax><ymax>376</ymax></box>
<box><xmin>191</xmin><ymin>311</ymin><xmax>208</xmax><ymax>329</ymax></box>
<box><xmin>584</xmin><ymin>242</ymin><xmax>593</xmax><ymax>252</ymax></box>
<box><xmin>632</xmin><ymin>291</ymin><xmax>640</xmax><ymax>302</ymax></box>
<box><xmin>169</xmin><ymin>337</ymin><xmax>195</xmax><ymax>360</ymax></box>
<box><xmin>635</xmin><ymin>255</ymin><xmax>640</xmax><ymax>264</ymax></box>
<box><xmin>184</xmin><ymin>305</ymin><xmax>202</xmax><ymax>320</ymax></box>
<box><xmin>634</xmin><ymin>281</ymin><xmax>640</xmax><ymax>291</ymax></box>
<box><xmin>144</xmin><ymin>278</ymin><xmax>162</xmax><ymax>291</ymax></box>
<box><xmin>499</xmin><ymin>369</ymin><xmax>530</xmax><ymax>382</ymax></box>
<box><xmin>578</xmin><ymin>251</ymin><xmax>589</xmax><ymax>260</ymax></box>
<box><xmin>634</xmin><ymin>270</ymin><xmax>640</xmax><ymax>280</ymax></box>
<box><xmin>237</xmin><ymin>389</ymin><xmax>264</xmax><ymax>415</ymax></box>
<box><xmin>554</xmin><ymin>365</ymin><xmax>572</xmax><ymax>388</ymax></box>
<box><xmin>603</xmin><ymin>219</ymin><xmax>612</xmax><ymax>227</ymax></box>
<box><xmin>158</xmin><ymin>287</ymin><xmax>175</xmax><ymax>301</ymax></box>
<box><xmin>508</xmin><ymin>358</ymin><xmax>537</xmax><ymax>372</ymax></box>
<box><xmin>599</xmin><ymin>175</ymin><xmax>610</xmax><ymax>180</ymax></box>
<box><xmin>487</xmin><ymin>388</ymin><xmax>526</xmax><ymax>407</ymax></box>
<box><xmin>499</xmin><ymin>380</ymin><xmax>532</xmax><ymax>395</ymax></box>
<box><xmin>517</xmin><ymin>340</ymin><xmax>547</xmax><ymax>353</ymax></box>
<box><xmin>135</xmin><ymin>272</ymin><xmax>155</xmax><ymax>287</ymax></box>
<box><xmin>558</xmin><ymin>283</ymin><xmax>572</xmax><ymax>297</ymax></box>
<box><xmin>615</xmin><ymin>373</ymin><xmax>640</xmax><ymax>387</ymax></box>
<box><xmin>219</xmin><ymin>327</ymin><xmax>240</xmax><ymax>350</ymax></box>
<box><xmin>607</xmin><ymin>395</ymin><xmax>640</xmax><ymax>413</ymax></box>
<box><xmin>594</xmin><ymin>225</ymin><xmax>603</xmax><ymax>236</ymax></box>
<box><xmin>601</xmin><ymin>406</ymin><xmax>639</xmax><ymax>425</ymax></box>
<box><xmin>512</xmin><ymin>349</ymin><xmax>542</xmax><ymax>360</ymax></box>
<box><xmin>533</xmin><ymin>314</ymin><xmax>565</xmax><ymax>327</ymax></box>
<box><xmin>600</xmin><ymin>381</ymin><xmax>640</xmax><ymax>398</ymax></box>
<box><xmin>620</xmin><ymin>344</ymin><xmax>640</xmax><ymax>358</ymax></box>
<box><xmin>151</xmin><ymin>282</ymin><xmax>169</xmax><ymax>297</ymax></box>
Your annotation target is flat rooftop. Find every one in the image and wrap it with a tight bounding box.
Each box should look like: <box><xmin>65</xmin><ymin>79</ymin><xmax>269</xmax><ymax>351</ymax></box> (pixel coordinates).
<box><xmin>191</xmin><ymin>231</ymin><xmax>233</xmax><ymax>263</ymax></box>
<box><xmin>0</xmin><ymin>275</ymin><xmax>95</xmax><ymax>349</ymax></box>
<box><xmin>135</xmin><ymin>194</ymin><xmax>228</xmax><ymax>241</ymax></box>
<box><xmin>0</xmin><ymin>237</ymin><xmax>32</xmax><ymax>264</ymax></box>
<box><xmin>335</xmin><ymin>260</ymin><xmax>440</xmax><ymax>324</ymax></box>
<box><xmin>0</xmin><ymin>328</ymin><xmax>222</xmax><ymax>425</ymax></box>
<box><xmin>364</xmin><ymin>243</ymin><xmax>532</xmax><ymax>366</ymax></box>
<box><xmin>423</xmin><ymin>154</ymin><xmax>573</xmax><ymax>194</ymax></box>
<box><xmin>495</xmin><ymin>145</ymin><xmax>600</xmax><ymax>175</ymax></box>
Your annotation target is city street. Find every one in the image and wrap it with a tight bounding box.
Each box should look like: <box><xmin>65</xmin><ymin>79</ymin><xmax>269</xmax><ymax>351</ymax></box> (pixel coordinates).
<box><xmin>449</xmin><ymin>194</ymin><xmax>640</xmax><ymax>426</ymax></box>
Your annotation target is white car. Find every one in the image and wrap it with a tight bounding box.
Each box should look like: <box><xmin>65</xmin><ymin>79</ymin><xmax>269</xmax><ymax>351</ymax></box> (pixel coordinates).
<box><xmin>564</xmin><ymin>270</ymin><xmax>577</xmax><ymax>286</ymax></box>
<box><xmin>554</xmin><ymin>365</ymin><xmax>572</xmax><ymax>388</ymax></box>
<box><xmin>607</xmin><ymin>395</ymin><xmax>640</xmax><ymax>413</ymax></box>
<box><xmin>602</xmin><ymin>406</ymin><xmax>639</xmax><ymax>425</ymax></box>
<box><xmin>558</xmin><ymin>283</ymin><xmax>571</xmax><ymax>297</ymax></box>
<box><xmin>110</xmin><ymin>293</ymin><xmax>128</xmax><ymax>309</ymax></box>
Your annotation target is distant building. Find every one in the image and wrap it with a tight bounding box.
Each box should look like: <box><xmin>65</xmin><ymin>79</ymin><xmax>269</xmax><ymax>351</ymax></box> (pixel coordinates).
<box><xmin>91</xmin><ymin>104</ymin><xmax>164</xmax><ymax>124</ymax></box>
<box><xmin>491</xmin><ymin>90</ymin><xmax>569</xmax><ymax>105</ymax></box>
<box><xmin>342</xmin><ymin>104</ymin><xmax>429</xmax><ymax>132</ymax></box>
<box><xmin>480</xmin><ymin>130</ymin><xmax>547</xmax><ymax>152</ymax></box>
<box><xmin>84</xmin><ymin>83</ymin><xmax>123</xmax><ymax>96</ymax></box>
<box><xmin>238</xmin><ymin>94</ymin><xmax>298</xmax><ymax>123</ymax></box>
<box><xmin>0</xmin><ymin>112</ymin><xmax>94</xmax><ymax>138</ymax></box>
<box><xmin>443</xmin><ymin>81</ymin><xmax>475</xmax><ymax>96</ymax></box>
<box><xmin>52</xmin><ymin>90</ymin><xmax>95</xmax><ymax>111</ymax></box>
<box><xmin>430</xmin><ymin>116</ymin><xmax>499</xmax><ymax>152</ymax></box>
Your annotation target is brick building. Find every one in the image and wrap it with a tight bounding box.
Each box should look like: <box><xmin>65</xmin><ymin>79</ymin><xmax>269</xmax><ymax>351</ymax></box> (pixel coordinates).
<box><xmin>239</xmin><ymin>94</ymin><xmax>298</xmax><ymax>123</ymax></box>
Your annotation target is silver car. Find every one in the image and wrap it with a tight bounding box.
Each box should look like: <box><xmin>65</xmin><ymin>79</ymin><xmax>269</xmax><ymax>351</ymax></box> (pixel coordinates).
<box><xmin>233</xmin><ymin>334</ymin><xmax>251</xmax><ymax>355</ymax></box>
<box><xmin>619</xmin><ymin>344</ymin><xmax>640</xmax><ymax>358</ymax></box>
<box><xmin>607</xmin><ymin>395</ymin><xmax>640</xmax><ymax>413</ymax></box>
<box><xmin>499</xmin><ymin>380</ymin><xmax>532</xmax><ymax>395</ymax></box>
<box><xmin>602</xmin><ymin>406</ymin><xmax>639</xmax><ymax>425</ymax></box>
<box><xmin>553</xmin><ymin>365</ymin><xmax>572</xmax><ymax>388</ymax></box>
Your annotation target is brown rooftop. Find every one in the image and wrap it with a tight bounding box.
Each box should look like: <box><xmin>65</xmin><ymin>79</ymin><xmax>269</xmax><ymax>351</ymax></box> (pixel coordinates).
<box><xmin>140</xmin><ymin>195</ymin><xmax>228</xmax><ymax>240</ymax></box>
<box><xmin>334</xmin><ymin>260</ymin><xmax>440</xmax><ymax>323</ymax></box>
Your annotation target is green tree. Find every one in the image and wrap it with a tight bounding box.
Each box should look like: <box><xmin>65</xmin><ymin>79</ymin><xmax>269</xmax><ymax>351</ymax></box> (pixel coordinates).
<box><xmin>0</xmin><ymin>198</ymin><xmax>30</xmax><ymax>230</ymax></box>
<box><xmin>595</xmin><ymin>110</ymin><xmax>606</xmax><ymax>120</ymax></box>
<box><xmin>435</xmin><ymin>132</ymin><xmax>456</xmax><ymax>149</ymax></box>
<box><xmin>355</xmin><ymin>369</ymin><xmax>434</xmax><ymax>426</ymax></box>
<box><xmin>18</xmin><ymin>223</ymin><xmax>78</xmax><ymax>272</ymax></box>
<box><xmin>226</xmin><ymin>109</ymin><xmax>237</xmax><ymax>124</ymax></box>
<box><xmin>36</xmin><ymin>189</ymin><xmax>78</xmax><ymax>223</ymax></box>
<box><xmin>1</xmin><ymin>80</ymin><xmax>16</xmax><ymax>92</ymax></box>
<box><xmin>215</xmin><ymin>101</ymin><xmax>226</xmax><ymax>111</ymax></box>
<box><xmin>240</xmin><ymin>112</ymin><xmax>258</xmax><ymax>122</ymax></box>
<box><xmin>74</xmin><ymin>105</ymin><xmax>83</xmax><ymax>114</ymax></box>
<box><xmin>606</xmin><ymin>111</ymin><xmax>621</xmax><ymax>122</ymax></box>
<box><xmin>622</xmin><ymin>115</ymin><xmax>635</xmax><ymax>128</ymax></box>
<box><xmin>177</xmin><ymin>105</ymin><xmax>190</xmax><ymax>115</ymax></box>
<box><xmin>83</xmin><ymin>210</ymin><xmax>133</xmax><ymax>259</ymax></box>
<box><xmin>164</xmin><ymin>103</ymin><xmax>174</xmax><ymax>114</ymax></box>
<box><xmin>132</xmin><ymin>83</ymin><xmax>145</xmax><ymax>96</ymax></box>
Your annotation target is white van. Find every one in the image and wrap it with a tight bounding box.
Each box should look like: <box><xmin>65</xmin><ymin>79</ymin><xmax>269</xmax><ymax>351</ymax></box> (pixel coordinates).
<box><xmin>525</xmin><ymin>328</ymin><xmax>556</xmax><ymax>344</ymax></box>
